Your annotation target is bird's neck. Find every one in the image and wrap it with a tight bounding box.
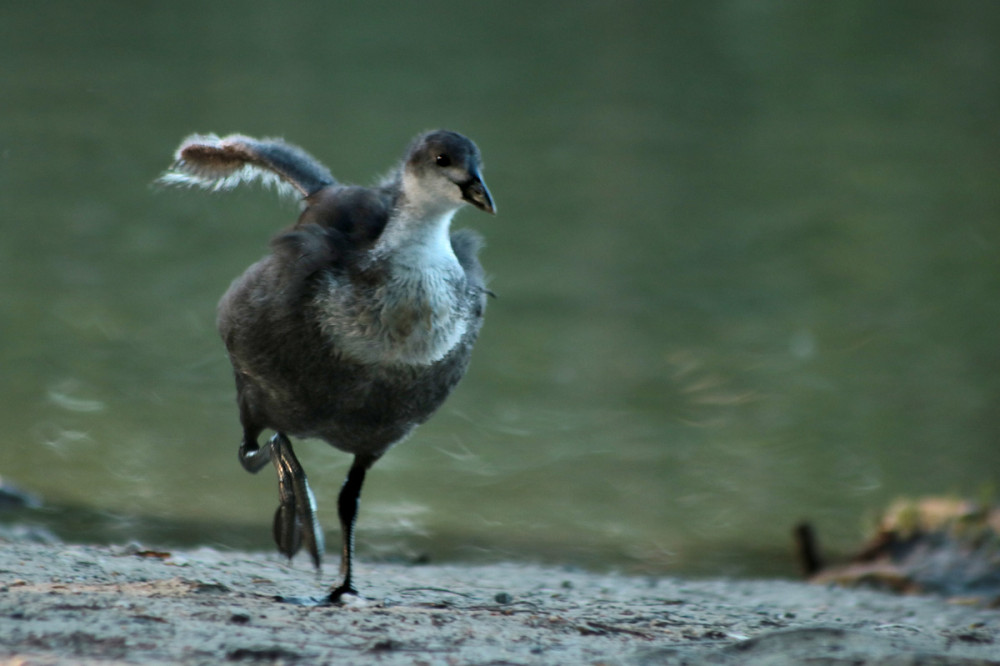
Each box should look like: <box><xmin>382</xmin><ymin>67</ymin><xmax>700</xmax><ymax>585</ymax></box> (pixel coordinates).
<box><xmin>372</xmin><ymin>202</ymin><xmax>459</xmax><ymax>270</ymax></box>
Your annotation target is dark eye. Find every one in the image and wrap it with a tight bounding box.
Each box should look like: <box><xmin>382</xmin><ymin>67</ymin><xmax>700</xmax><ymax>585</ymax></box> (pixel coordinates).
<box><xmin>435</xmin><ymin>154</ymin><xmax>451</xmax><ymax>167</ymax></box>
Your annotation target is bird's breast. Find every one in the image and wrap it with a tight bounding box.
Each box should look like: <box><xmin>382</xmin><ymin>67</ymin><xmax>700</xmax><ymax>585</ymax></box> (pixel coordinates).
<box><xmin>313</xmin><ymin>259</ymin><xmax>471</xmax><ymax>367</ymax></box>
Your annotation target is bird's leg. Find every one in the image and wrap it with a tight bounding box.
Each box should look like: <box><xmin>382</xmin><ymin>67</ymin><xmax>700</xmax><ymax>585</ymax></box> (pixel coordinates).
<box><xmin>269</xmin><ymin>433</ymin><xmax>324</xmax><ymax>570</ymax></box>
<box><xmin>328</xmin><ymin>454</ymin><xmax>377</xmax><ymax>602</ymax></box>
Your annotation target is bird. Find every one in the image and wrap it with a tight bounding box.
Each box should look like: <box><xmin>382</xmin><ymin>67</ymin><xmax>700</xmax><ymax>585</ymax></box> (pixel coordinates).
<box><xmin>159</xmin><ymin>129</ymin><xmax>495</xmax><ymax>602</ymax></box>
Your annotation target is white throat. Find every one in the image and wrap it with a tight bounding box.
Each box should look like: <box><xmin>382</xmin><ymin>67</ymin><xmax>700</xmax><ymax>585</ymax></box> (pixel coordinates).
<box><xmin>373</xmin><ymin>208</ymin><xmax>458</xmax><ymax>268</ymax></box>
<box><xmin>374</xmin><ymin>169</ymin><xmax>463</xmax><ymax>259</ymax></box>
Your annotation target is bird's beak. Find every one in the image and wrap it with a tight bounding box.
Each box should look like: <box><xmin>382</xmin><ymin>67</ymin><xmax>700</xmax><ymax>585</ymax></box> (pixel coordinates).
<box><xmin>461</xmin><ymin>173</ymin><xmax>496</xmax><ymax>214</ymax></box>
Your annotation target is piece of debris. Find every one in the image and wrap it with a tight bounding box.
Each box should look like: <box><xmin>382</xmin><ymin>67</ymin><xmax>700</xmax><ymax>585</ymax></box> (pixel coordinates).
<box><xmin>797</xmin><ymin>497</ymin><xmax>1000</xmax><ymax>605</ymax></box>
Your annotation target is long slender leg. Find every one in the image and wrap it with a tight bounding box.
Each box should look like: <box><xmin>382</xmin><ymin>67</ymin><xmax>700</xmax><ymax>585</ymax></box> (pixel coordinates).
<box><xmin>269</xmin><ymin>433</ymin><xmax>325</xmax><ymax>569</ymax></box>
<box><xmin>328</xmin><ymin>454</ymin><xmax>378</xmax><ymax>602</ymax></box>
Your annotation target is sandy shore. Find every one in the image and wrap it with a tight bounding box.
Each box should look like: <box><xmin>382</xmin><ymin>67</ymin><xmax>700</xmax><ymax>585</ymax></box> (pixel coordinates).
<box><xmin>0</xmin><ymin>540</ymin><xmax>997</xmax><ymax>665</ymax></box>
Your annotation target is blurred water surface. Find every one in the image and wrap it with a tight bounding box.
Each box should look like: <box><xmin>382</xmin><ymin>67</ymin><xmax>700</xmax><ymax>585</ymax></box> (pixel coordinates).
<box><xmin>1</xmin><ymin>2</ymin><xmax>998</xmax><ymax>577</ymax></box>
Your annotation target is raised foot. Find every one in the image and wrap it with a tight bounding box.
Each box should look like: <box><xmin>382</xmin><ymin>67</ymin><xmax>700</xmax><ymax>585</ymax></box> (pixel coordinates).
<box><xmin>238</xmin><ymin>438</ymin><xmax>272</xmax><ymax>473</ymax></box>
<box><xmin>269</xmin><ymin>433</ymin><xmax>324</xmax><ymax>569</ymax></box>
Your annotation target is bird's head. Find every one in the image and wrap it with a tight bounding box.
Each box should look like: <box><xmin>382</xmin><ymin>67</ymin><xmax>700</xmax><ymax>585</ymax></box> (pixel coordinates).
<box><xmin>402</xmin><ymin>130</ymin><xmax>496</xmax><ymax>216</ymax></box>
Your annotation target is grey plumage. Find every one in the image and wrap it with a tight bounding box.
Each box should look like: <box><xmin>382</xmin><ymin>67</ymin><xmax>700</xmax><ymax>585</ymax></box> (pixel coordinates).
<box><xmin>160</xmin><ymin>130</ymin><xmax>495</xmax><ymax>601</ymax></box>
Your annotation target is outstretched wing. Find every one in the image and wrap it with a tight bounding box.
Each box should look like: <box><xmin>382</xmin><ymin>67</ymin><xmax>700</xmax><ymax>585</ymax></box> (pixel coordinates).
<box><xmin>158</xmin><ymin>134</ymin><xmax>336</xmax><ymax>198</ymax></box>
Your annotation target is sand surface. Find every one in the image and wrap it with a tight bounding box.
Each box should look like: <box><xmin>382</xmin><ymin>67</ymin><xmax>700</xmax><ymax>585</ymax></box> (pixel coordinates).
<box><xmin>0</xmin><ymin>541</ymin><xmax>998</xmax><ymax>665</ymax></box>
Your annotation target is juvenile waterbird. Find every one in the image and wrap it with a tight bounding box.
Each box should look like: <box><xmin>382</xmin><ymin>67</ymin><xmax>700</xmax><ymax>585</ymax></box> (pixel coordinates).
<box><xmin>159</xmin><ymin>130</ymin><xmax>495</xmax><ymax>602</ymax></box>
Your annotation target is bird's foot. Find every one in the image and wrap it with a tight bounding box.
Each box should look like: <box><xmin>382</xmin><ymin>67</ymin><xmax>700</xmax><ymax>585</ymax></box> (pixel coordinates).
<box><xmin>269</xmin><ymin>433</ymin><xmax>324</xmax><ymax>569</ymax></box>
<box><xmin>273</xmin><ymin>594</ymin><xmax>331</xmax><ymax>607</ymax></box>
<box><xmin>271</xmin><ymin>589</ymin><xmax>368</xmax><ymax>607</ymax></box>
<box><xmin>328</xmin><ymin>581</ymin><xmax>364</xmax><ymax>605</ymax></box>
<box><xmin>239</xmin><ymin>439</ymin><xmax>273</xmax><ymax>473</ymax></box>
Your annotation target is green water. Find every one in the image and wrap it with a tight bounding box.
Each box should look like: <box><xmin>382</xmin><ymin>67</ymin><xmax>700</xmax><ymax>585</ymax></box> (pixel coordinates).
<box><xmin>1</xmin><ymin>2</ymin><xmax>998</xmax><ymax>578</ymax></box>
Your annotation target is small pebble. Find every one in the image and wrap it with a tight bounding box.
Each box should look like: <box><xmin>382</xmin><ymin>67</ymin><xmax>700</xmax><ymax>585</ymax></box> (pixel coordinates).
<box><xmin>494</xmin><ymin>592</ymin><xmax>513</xmax><ymax>605</ymax></box>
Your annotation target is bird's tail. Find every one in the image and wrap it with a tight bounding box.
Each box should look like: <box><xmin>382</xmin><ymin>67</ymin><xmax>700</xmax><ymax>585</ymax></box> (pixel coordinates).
<box><xmin>157</xmin><ymin>134</ymin><xmax>336</xmax><ymax>198</ymax></box>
